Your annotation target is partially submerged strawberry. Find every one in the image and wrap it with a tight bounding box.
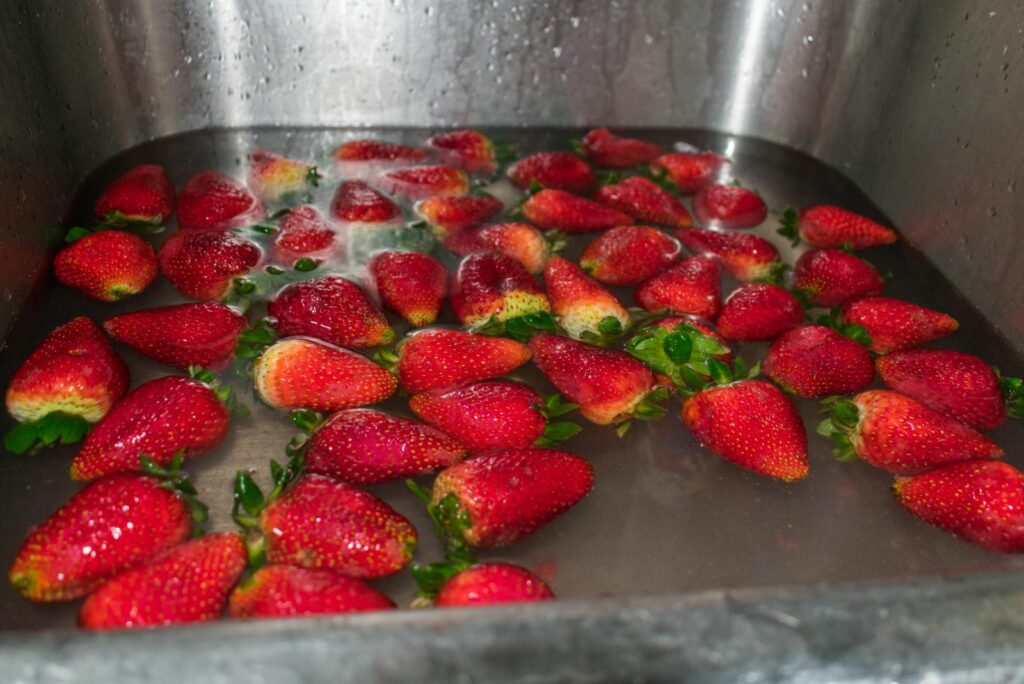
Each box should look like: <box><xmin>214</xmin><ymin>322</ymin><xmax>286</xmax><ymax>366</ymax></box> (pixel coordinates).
<box><xmin>247</xmin><ymin>149</ymin><xmax>319</xmax><ymax>206</ymax></box>
<box><xmin>676</xmin><ymin>228</ymin><xmax>783</xmax><ymax>282</ymax></box>
<box><xmin>94</xmin><ymin>164</ymin><xmax>175</xmax><ymax>225</ymax></box>
<box><xmin>544</xmin><ymin>255</ymin><xmax>630</xmax><ymax>345</ymax></box>
<box><xmin>521</xmin><ymin>189</ymin><xmax>632</xmax><ymax>233</ymax></box>
<box><xmin>433</xmin><ymin>562</ymin><xmax>554</xmax><ymax>607</ymax></box>
<box><xmin>593</xmin><ymin>176</ymin><xmax>692</xmax><ymax>228</ymax></box>
<box><xmin>330</xmin><ymin>180</ymin><xmax>401</xmax><ymax>224</ymax></box>
<box><xmin>368</xmin><ymin>251</ymin><xmax>447</xmax><ymax>327</ymax></box>
<box><xmin>334</xmin><ymin>139</ymin><xmax>427</xmax><ymax>167</ymax></box>
<box><xmin>229</xmin><ymin>564</ymin><xmax>395</xmax><ymax>618</ymax></box>
<box><xmin>763</xmin><ymin>325</ymin><xmax>874</xmax><ymax>398</ymax></box>
<box><xmin>158</xmin><ymin>229</ymin><xmax>262</xmax><ymax>301</ymax></box>
<box><xmin>378</xmin><ymin>165</ymin><xmax>469</xmax><ymax>200</ymax></box>
<box><xmin>426</xmin><ymin>129</ymin><xmax>498</xmax><ymax>174</ymax></box>
<box><xmin>268</xmin><ymin>275</ymin><xmax>394</xmax><ymax>349</ymax></box>
<box><xmin>176</xmin><ymin>171</ymin><xmax>264</xmax><ymax>230</ymax></box>
<box><xmin>692</xmin><ymin>183</ymin><xmax>767</xmax><ymax>229</ymax></box>
<box><xmin>416</xmin><ymin>194</ymin><xmax>503</xmax><ymax>239</ymax></box>
<box><xmin>54</xmin><ymin>229</ymin><xmax>158</xmax><ymax>302</ymax></box>
<box><xmin>839</xmin><ymin>297</ymin><xmax>958</xmax><ymax>354</ymax></box>
<box><xmin>793</xmin><ymin>248</ymin><xmax>884</xmax><ymax>307</ymax></box>
<box><xmin>271</xmin><ymin>205</ymin><xmax>337</xmax><ymax>265</ymax></box>
<box><xmin>579</xmin><ymin>225</ymin><xmax>681</xmax><ymax>286</ymax></box>
<box><xmin>778</xmin><ymin>205</ymin><xmax>897</xmax><ymax>249</ymax></box>
<box><xmin>650</xmin><ymin>151</ymin><xmax>728</xmax><ymax>194</ymax></box>
<box><xmin>450</xmin><ymin>252</ymin><xmax>551</xmax><ymax>328</ymax></box>
<box><xmin>444</xmin><ymin>222</ymin><xmax>555</xmax><ymax>274</ymax></box>
<box><xmin>508</xmin><ymin>151</ymin><xmax>595</xmax><ymax>193</ymax></box>
<box><xmin>715</xmin><ymin>283</ymin><xmax>804</xmax><ymax>341</ymax></box>
<box><xmin>581</xmin><ymin>128</ymin><xmax>661</xmax><ymax>168</ymax></box>
<box><xmin>635</xmin><ymin>255</ymin><xmax>721</xmax><ymax>319</ymax></box>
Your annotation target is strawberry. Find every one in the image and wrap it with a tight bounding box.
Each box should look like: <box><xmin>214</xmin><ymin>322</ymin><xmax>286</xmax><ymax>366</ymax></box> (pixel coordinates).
<box><xmin>529</xmin><ymin>332</ymin><xmax>666</xmax><ymax>429</ymax></box>
<box><xmin>94</xmin><ymin>164</ymin><xmax>175</xmax><ymax>225</ymax></box>
<box><xmin>543</xmin><ymin>255</ymin><xmax>630</xmax><ymax>344</ymax></box>
<box><xmin>158</xmin><ymin>229</ymin><xmax>262</xmax><ymax>301</ymax></box>
<box><xmin>818</xmin><ymin>390</ymin><xmax>1003</xmax><ymax>473</ymax></box>
<box><xmin>626</xmin><ymin>317</ymin><xmax>733</xmax><ymax>389</ymax></box>
<box><xmin>876</xmin><ymin>349</ymin><xmax>1023</xmax><ymax>431</ymax></box>
<box><xmin>271</xmin><ymin>205</ymin><xmax>337</xmax><ymax>265</ymax></box>
<box><xmin>508</xmin><ymin>151</ymin><xmax>595</xmax><ymax>193</ymax></box>
<box><xmin>894</xmin><ymin>461</ymin><xmax>1024</xmax><ymax>552</ymax></box>
<box><xmin>444</xmin><ymin>222</ymin><xmax>554</xmax><ymax>274</ymax></box>
<box><xmin>368</xmin><ymin>251</ymin><xmax>447</xmax><ymax>327</ymax></box>
<box><xmin>79</xmin><ymin>533</ymin><xmax>246</xmax><ymax>629</ymax></box>
<box><xmin>305</xmin><ymin>408</ymin><xmax>466</xmax><ymax>484</ymax></box>
<box><xmin>253</xmin><ymin>337</ymin><xmax>397</xmax><ymax>412</ymax></box>
<box><xmin>69</xmin><ymin>371</ymin><xmax>232</xmax><ymax>480</ymax></box>
<box><xmin>763</xmin><ymin>325</ymin><xmax>874</xmax><ymax>398</ymax></box>
<box><xmin>521</xmin><ymin>189</ymin><xmax>631</xmax><ymax>233</ymax></box>
<box><xmin>176</xmin><ymin>171</ymin><xmax>264</xmax><ymax>231</ymax></box>
<box><xmin>450</xmin><ymin>252</ymin><xmax>551</xmax><ymax>327</ymax></box>
<box><xmin>593</xmin><ymin>176</ymin><xmax>692</xmax><ymax>228</ymax></box>
<box><xmin>330</xmin><ymin>180</ymin><xmax>401</xmax><ymax>224</ymax></box>
<box><xmin>416</xmin><ymin>194</ymin><xmax>503</xmax><ymax>239</ymax></box>
<box><xmin>5</xmin><ymin>317</ymin><xmax>128</xmax><ymax>454</ymax></box>
<box><xmin>650</xmin><ymin>151</ymin><xmax>728</xmax><ymax>194</ymax></box>
<box><xmin>579</xmin><ymin>225</ymin><xmax>681</xmax><ymax>286</ymax></box>
<box><xmin>635</xmin><ymin>255</ymin><xmax>721</xmax><ymax>319</ymax></box>
<box><xmin>580</xmin><ymin>128</ymin><xmax>661</xmax><ymax>168</ymax></box>
<box><xmin>676</xmin><ymin>228</ymin><xmax>783</xmax><ymax>282</ymax></box>
<box><xmin>426</xmin><ymin>129</ymin><xmax>498</xmax><ymax>174</ymax></box>
<box><xmin>54</xmin><ymin>229</ymin><xmax>158</xmax><ymax>302</ymax></box>
<box><xmin>103</xmin><ymin>302</ymin><xmax>247</xmax><ymax>371</ymax></box>
<box><xmin>714</xmin><ymin>283</ymin><xmax>804</xmax><ymax>341</ymax></box>
<box><xmin>838</xmin><ymin>297</ymin><xmax>958</xmax><ymax>354</ymax></box>
<box><xmin>377</xmin><ymin>165</ymin><xmax>469</xmax><ymax>200</ymax></box>
<box><xmin>434</xmin><ymin>562</ymin><xmax>554</xmax><ymax>606</ymax></box>
<box><xmin>334</xmin><ymin>139</ymin><xmax>427</xmax><ymax>172</ymax></box>
<box><xmin>409</xmin><ymin>381</ymin><xmax>580</xmax><ymax>451</ymax></box>
<box><xmin>268</xmin><ymin>275</ymin><xmax>394</xmax><ymax>349</ymax></box>
<box><xmin>692</xmin><ymin>183</ymin><xmax>767</xmax><ymax>229</ymax></box>
<box><xmin>793</xmin><ymin>248</ymin><xmax>884</xmax><ymax>307</ymax></box>
<box><xmin>9</xmin><ymin>472</ymin><xmax>195</xmax><ymax>601</ymax></box>
<box><xmin>228</xmin><ymin>564</ymin><xmax>395</xmax><ymax>618</ymax></box>
<box><xmin>247</xmin><ymin>149</ymin><xmax>319</xmax><ymax>205</ymax></box>
<box><xmin>778</xmin><ymin>205</ymin><xmax>897</xmax><ymax>249</ymax></box>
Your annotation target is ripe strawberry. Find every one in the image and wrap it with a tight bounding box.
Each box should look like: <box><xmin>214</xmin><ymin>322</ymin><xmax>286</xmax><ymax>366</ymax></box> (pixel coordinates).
<box><xmin>9</xmin><ymin>473</ymin><xmax>194</xmax><ymax>601</ymax></box>
<box><xmin>635</xmin><ymin>255</ymin><xmax>721</xmax><ymax>319</ymax></box>
<box><xmin>426</xmin><ymin>129</ymin><xmax>498</xmax><ymax>174</ymax></box>
<box><xmin>79</xmin><ymin>533</ymin><xmax>246</xmax><ymax>629</ymax></box>
<box><xmin>54</xmin><ymin>229</ymin><xmax>158</xmax><ymax>302</ymax></box>
<box><xmin>508</xmin><ymin>151</ymin><xmax>595</xmax><ymax>193</ymax></box>
<box><xmin>410</xmin><ymin>381</ymin><xmax>580</xmax><ymax>451</ymax></box>
<box><xmin>387</xmin><ymin>328</ymin><xmax>532</xmax><ymax>394</ymax></box>
<box><xmin>839</xmin><ymin>297</ymin><xmax>958</xmax><ymax>354</ymax></box>
<box><xmin>378</xmin><ymin>165</ymin><xmax>469</xmax><ymax>200</ymax></box>
<box><xmin>333</xmin><ymin>139</ymin><xmax>428</xmax><ymax>176</ymax></box>
<box><xmin>444</xmin><ymin>222</ymin><xmax>554</xmax><ymax>274</ymax></box>
<box><xmin>692</xmin><ymin>183</ymin><xmax>767</xmax><ymax>229</ymax></box>
<box><xmin>818</xmin><ymin>390</ymin><xmax>1003</xmax><ymax>473</ymax></box>
<box><xmin>763</xmin><ymin>325</ymin><xmax>873</xmax><ymax>398</ymax></box>
<box><xmin>676</xmin><ymin>228</ymin><xmax>783</xmax><ymax>282</ymax></box>
<box><xmin>715</xmin><ymin>283</ymin><xmax>804</xmax><ymax>341</ymax></box>
<box><xmin>228</xmin><ymin>564</ymin><xmax>395</xmax><ymax>618</ymax></box>
<box><xmin>894</xmin><ymin>461</ymin><xmax>1024</xmax><ymax>552</ymax></box>
<box><xmin>268</xmin><ymin>275</ymin><xmax>394</xmax><ymax>349</ymax></box>
<box><xmin>271</xmin><ymin>205</ymin><xmax>337</xmax><ymax>265</ymax></box>
<box><xmin>450</xmin><ymin>252</ymin><xmax>551</xmax><ymax>327</ymax></box>
<box><xmin>253</xmin><ymin>337</ymin><xmax>397</xmax><ymax>412</ymax></box>
<box><xmin>581</xmin><ymin>128</ymin><xmax>661</xmax><ymax>168</ymax></box>
<box><xmin>94</xmin><ymin>164</ymin><xmax>175</xmax><ymax>224</ymax></box>
<box><xmin>521</xmin><ymin>189</ymin><xmax>631</xmax><ymax>233</ymax></box>
<box><xmin>330</xmin><ymin>180</ymin><xmax>401</xmax><ymax>224</ymax></box>
<box><xmin>368</xmin><ymin>251</ymin><xmax>447</xmax><ymax>327</ymax></box>
<box><xmin>5</xmin><ymin>317</ymin><xmax>128</xmax><ymax>454</ymax></box>
<box><xmin>158</xmin><ymin>229</ymin><xmax>262</xmax><ymax>301</ymax></box>
<box><xmin>176</xmin><ymin>171</ymin><xmax>264</xmax><ymax>231</ymax></box>
<box><xmin>793</xmin><ymin>248</ymin><xmax>883</xmax><ymax>307</ymax></box>
<box><xmin>626</xmin><ymin>317</ymin><xmax>733</xmax><ymax>389</ymax></box>
<box><xmin>434</xmin><ymin>562</ymin><xmax>554</xmax><ymax>606</ymax></box>
<box><xmin>650</xmin><ymin>151</ymin><xmax>728</xmax><ymax>194</ymax></box>
<box><xmin>416</xmin><ymin>194</ymin><xmax>503</xmax><ymax>239</ymax></box>
<box><xmin>544</xmin><ymin>255</ymin><xmax>629</xmax><ymax>344</ymax></box>
<box><xmin>593</xmin><ymin>176</ymin><xmax>692</xmax><ymax>228</ymax></box>
<box><xmin>305</xmin><ymin>408</ymin><xmax>466</xmax><ymax>484</ymax></box>
<box><xmin>579</xmin><ymin>225</ymin><xmax>681</xmax><ymax>286</ymax></box>
<box><xmin>247</xmin><ymin>149</ymin><xmax>319</xmax><ymax>205</ymax></box>
<box><xmin>778</xmin><ymin>205</ymin><xmax>897</xmax><ymax>249</ymax></box>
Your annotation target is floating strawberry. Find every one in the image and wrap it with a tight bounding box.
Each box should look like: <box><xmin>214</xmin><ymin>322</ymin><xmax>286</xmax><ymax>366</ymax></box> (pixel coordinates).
<box><xmin>334</xmin><ymin>139</ymin><xmax>428</xmax><ymax>170</ymax></box>
<box><xmin>793</xmin><ymin>248</ymin><xmax>883</xmax><ymax>307</ymax></box>
<box><xmin>838</xmin><ymin>297</ymin><xmax>958</xmax><ymax>354</ymax></box>
<box><xmin>715</xmin><ymin>283</ymin><xmax>804</xmax><ymax>341</ymax></box>
<box><xmin>228</xmin><ymin>564</ymin><xmax>395</xmax><ymax>618</ymax></box>
<box><xmin>817</xmin><ymin>390</ymin><xmax>1003</xmax><ymax>473</ymax></box>
<box><xmin>579</xmin><ymin>225</ymin><xmax>681</xmax><ymax>286</ymax></box>
<box><xmin>268</xmin><ymin>275</ymin><xmax>394</xmax><ymax>349</ymax></box>
<box><xmin>176</xmin><ymin>171</ymin><xmax>264</xmax><ymax>231</ymax></box>
<box><xmin>54</xmin><ymin>228</ymin><xmax>158</xmax><ymax>302</ymax></box>
<box><xmin>368</xmin><ymin>251</ymin><xmax>447</xmax><ymax>327</ymax></box>
<box><xmin>158</xmin><ymin>229</ymin><xmax>262</xmax><ymax>301</ymax></box>
<box><xmin>763</xmin><ymin>325</ymin><xmax>874</xmax><ymax>398</ymax></box>
<box><xmin>676</xmin><ymin>228</ymin><xmax>783</xmax><ymax>282</ymax></box>
<box><xmin>330</xmin><ymin>180</ymin><xmax>401</xmax><ymax>224</ymax></box>
<box><xmin>593</xmin><ymin>176</ymin><xmax>692</xmax><ymax>228</ymax></box>
<box><xmin>450</xmin><ymin>252</ymin><xmax>551</xmax><ymax>328</ymax></box>
<box><xmin>521</xmin><ymin>189</ymin><xmax>631</xmax><ymax>233</ymax></box>
<box><xmin>580</xmin><ymin>128</ymin><xmax>661</xmax><ymax>168</ymax></box>
<box><xmin>378</xmin><ymin>165</ymin><xmax>469</xmax><ymax>200</ymax></box>
<box><xmin>94</xmin><ymin>164</ymin><xmax>175</xmax><ymax>225</ymax></box>
<box><xmin>635</xmin><ymin>255</ymin><xmax>721</xmax><ymax>319</ymax></box>
<box><xmin>426</xmin><ymin>129</ymin><xmax>499</xmax><ymax>174</ymax></box>
<box><xmin>778</xmin><ymin>205</ymin><xmax>897</xmax><ymax>249</ymax></box>
<box><xmin>692</xmin><ymin>183</ymin><xmax>767</xmax><ymax>229</ymax></box>
<box><xmin>79</xmin><ymin>533</ymin><xmax>246</xmax><ymax>630</ymax></box>
<box><xmin>430</xmin><ymin>562</ymin><xmax>554</xmax><ymax>607</ymax></box>
<box><xmin>626</xmin><ymin>318</ymin><xmax>733</xmax><ymax>389</ymax></box>
<box><xmin>271</xmin><ymin>205</ymin><xmax>337</xmax><ymax>265</ymax></box>
<box><xmin>508</xmin><ymin>151</ymin><xmax>595</xmax><ymax>193</ymax></box>
<box><xmin>5</xmin><ymin>317</ymin><xmax>128</xmax><ymax>454</ymax></box>
<box><xmin>444</xmin><ymin>222</ymin><xmax>555</xmax><ymax>274</ymax></box>
<box><xmin>650</xmin><ymin>150</ymin><xmax>728</xmax><ymax>194</ymax></box>
<box><xmin>247</xmin><ymin>149</ymin><xmax>319</xmax><ymax>206</ymax></box>
<box><xmin>415</xmin><ymin>194</ymin><xmax>503</xmax><ymax>239</ymax></box>
<box><xmin>544</xmin><ymin>255</ymin><xmax>630</xmax><ymax>345</ymax></box>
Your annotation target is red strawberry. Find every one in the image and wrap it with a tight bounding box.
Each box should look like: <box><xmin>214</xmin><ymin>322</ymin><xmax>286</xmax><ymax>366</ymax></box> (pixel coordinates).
<box><xmin>778</xmin><ymin>205</ymin><xmax>897</xmax><ymax>249</ymax></box>
<box><xmin>368</xmin><ymin>251</ymin><xmax>447</xmax><ymax>327</ymax></box>
<box><xmin>54</xmin><ymin>229</ymin><xmax>158</xmax><ymax>302</ymax></box>
<box><xmin>693</xmin><ymin>183</ymin><xmax>767</xmax><ymax>229</ymax></box>
<box><xmin>158</xmin><ymin>229</ymin><xmax>262</xmax><ymax>301</ymax></box>
<box><xmin>544</xmin><ymin>255</ymin><xmax>630</xmax><ymax>344</ymax></box>
<box><xmin>450</xmin><ymin>252</ymin><xmax>551</xmax><ymax>327</ymax></box>
<box><xmin>79</xmin><ymin>533</ymin><xmax>245</xmax><ymax>629</ymax></box>
<box><xmin>426</xmin><ymin>129</ymin><xmax>497</xmax><ymax>174</ymax></box>
<box><xmin>305</xmin><ymin>408</ymin><xmax>466</xmax><ymax>484</ymax></box>
<box><xmin>228</xmin><ymin>564</ymin><xmax>395</xmax><ymax>618</ymax></box>
<box><xmin>416</xmin><ymin>194</ymin><xmax>503</xmax><ymax>239</ymax></box>
<box><xmin>818</xmin><ymin>390</ymin><xmax>1003</xmax><ymax>473</ymax></box>
<box><xmin>839</xmin><ymin>297</ymin><xmax>958</xmax><ymax>354</ymax></box>
<box><xmin>9</xmin><ymin>473</ymin><xmax>193</xmax><ymax>601</ymax></box>
<box><xmin>508</xmin><ymin>152</ymin><xmax>595</xmax><ymax>193</ymax></box>
<box><xmin>333</xmin><ymin>139</ymin><xmax>427</xmax><ymax>171</ymax></box>
<box><xmin>253</xmin><ymin>337</ymin><xmax>397</xmax><ymax>412</ymax></box>
<box><xmin>94</xmin><ymin>164</ymin><xmax>175</xmax><ymax>224</ymax></box>
<box><xmin>330</xmin><ymin>180</ymin><xmax>401</xmax><ymax>224</ymax></box>
<box><xmin>176</xmin><ymin>171</ymin><xmax>264</xmax><ymax>231</ymax></box>
<box><xmin>444</xmin><ymin>222</ymin><xmax>554</xmax><ymax>274</ymax></box>
<box><xmin>581</xmin><ymin>128</ymin><xmax>661</xmax><ymax>168</ymax></box>
<box><xmin>894</xmin><ymin>461</ymin><xmax>1024</xmax><ymax>552</ymax></box>
<box><xmin>521</xmin><ymin>189</ymin><xmax>631</xmax><ymax>233</ymax></box>
<box><xmin>635</xmin><ymin>255</ymin><xmax>721</xmax><ymax>319</ymax></box>
<box><xmin>388</xmin><ymin>328</ymin><xmax>532</xmax><ymax>394</ymax></box>
<box><xmin>377</xmin><ymin>165</ymin><xmax>469</xmax><ymax>200</ymax></box>
<box><xmin>793</xmin><ymin>248</ymin><xmax>884</xmax><ymax>307</ymax></box>
<box><xmin>435</xmin><ymin>562</ymin><xmax>554</xmax><ymax>606</ymax></box>
<box><xmin>247</xmin><ymin>149</ymin><xmax>319</xmax><ymax>205</ymax></box>
<box><xmin>593</xmin><ymin>176</ymin><xmax>692</xmax><ymax>228</ymax></box>
<box><xmin>271</xmin><ymin>205</ymin><xmax>337</xmax><ymax>264</ymax></box>
<box><xmin>763</xmin><ymin>325</ymin><xmax>874</xmax><ymax>398</ymax></box>
<box><xmin>676</xmin><ymin>228</ymin><xmax>783</xmax><ymax>282</ymax></box>
<box><xmin>650</xmin><ymin>151</ymin><xmax>728</xmax><ymax>194</ymax></box>
<box><xmin>715</xmin><ymin>283</ymin><xmax>804</xmax><ymax>341</ymax></box>
<box><xmin>579</xmin><ymin>225</ymin><xmax>681</xmax><ymax>286</ymax></box>
<box><xmin>268</xmin><ymin>275</ymin><xmax>394</xmax><ymax>349</ymax></box>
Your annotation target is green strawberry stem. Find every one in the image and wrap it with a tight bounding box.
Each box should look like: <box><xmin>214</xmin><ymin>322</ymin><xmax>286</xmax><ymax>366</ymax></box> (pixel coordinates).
<box><xmin>474</xmin><ymin>311</ymin><xmax>559</xmax><ymax>343</ymax></box>
<box><xmin>493</xmin><ymin>141</ymin><xmax>519</xmax><ymax>164</ymax></box>
<box><xmin>534</xmin><ymin>393</ymin><xmax>582</xmax><ymax>447</ymax></box>
<box><xmin>816</xmin><ymin>308</ymin><xmax>872</xmax><ymax>348</ymax></box>
<box><xmin>545</xmin><ymin>230</ymin><xmax>569</xmax><ymax>254</ymax></box>
<box><xmin>776</xmin><ymin>206</ymin><xmax>801</xmax><ymax>246</ymax></box>
<box><xmin>233</xmin><ymin>318</ymin><xmax>279</xmax><ymax>377</ymax></box>
<box><xmin>188</xmin><ymin>365</ymin><xmax>248</xmax><ymax>417</ymax></box>
<box><xmin>816</xmin><ymin>396</ymin><xmax>861</xmax><ymax>462</ymax></box>
<box><xmin>4</xmin><ymin>411</ymin><xmax>91</xmax><ymax>455</ymax></box>
<box><xmin>996</xmin><ymin>368</ymin><xmax>1024</xmax><ymax>420</ymax></box>
<box><xmin>626</xmin><ymin>322</ymin><xmax>753</xmax><ymax>397</ymax></box>
<box><xmin>637</xmin><ymin>165</ymin><xmax>680</xmax><ymax>196</ymax></box>
<box><xmin>64</xmin><ymin>226</ymin><xmax>93</xmax><ymax>243</ymax></box>
<box><xmin>615</xmin><ymin>386</ymin><xmax>673</xmax><ymax>437</ymax></box>
<box><xmin>756</xmin><ymin>261</ymin><xmax>790</xmax><ymax>286</ymax></box>
<box><xmin>99</xmin><ymin>210</ymin><xmax>164</xmax><ymax>230</ymax></box>
<box><xmin>578</xmin><ymin>315</ymin><xmax>629</xmax><ymax>348</ymax></box>
<box><xmin>567</xmin><ymin>138</ymin><xmax>585</xmax><ymax>158</ymax></box>
<box><xmin>790</xmin><ymin>288</ymin><xmax>814</xmax><ymax>312</ymax></box>
<box><xmin>140</xmin><ymin>453</ymin><xmax>209</xmax><ymax>537</ymax></box>
<box><xmin>595</xmin><ymin>169</ymin><xmax>621</xmax><ymax>186</ymax></box>
<box><xmin>406</xmin><ymin>479</ymin><xmax>474</xmax><ymax>562</ymax></box>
